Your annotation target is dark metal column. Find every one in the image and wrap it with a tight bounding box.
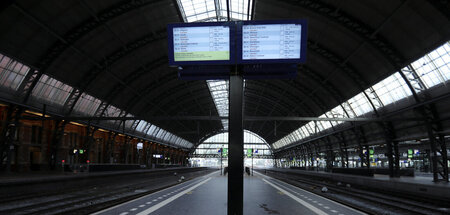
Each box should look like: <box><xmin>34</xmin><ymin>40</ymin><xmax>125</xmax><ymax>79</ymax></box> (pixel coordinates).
<box><xmin>228</xmin><ymin>75</ymin><xmax>244</xmax><ymax>215</ymax></box>
<box><xmin>325</xmin><ymin>137</ymin><xmax>334</xmax><ymax>171</ymax></box>
<box><xmin>383</xmin><ymin>122</ymin><xmax>399</xmax><ymax>177</ymax></box>
<box><xmin>49</xmin><ymin>120</ymin><xmax>66</xmax><ymax>170</ymax></box>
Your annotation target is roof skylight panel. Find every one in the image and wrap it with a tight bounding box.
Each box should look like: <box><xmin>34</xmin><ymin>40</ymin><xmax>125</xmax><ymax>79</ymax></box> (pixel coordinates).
<box><xmin>411</xmin><ymin>42</ymin><xmax>450</xmax><ymax>88</ymax></box>
<box><xmin>147</xmin><ymin>124</ymin><xmax>157</xmax><ymax>136</ymax></box>
<box><xmin>135</xmin><ymin>120</ymin><xmax>148</xmax><ymax>133</ymax></box>
<box><xmin>31</xmin><ymin>74</ymin><xmax>73</xmax><ymax>106</ymax></box>
<box><xmin>347</xmin><ymin>92</ymin><xmax>373</xmax><ymax>116</ymax></box>
<box><xmin>177</xmin><ymin>0</ymin><xmax>252</xmax><ymax>22</ymax></box>
<box><xmin>73</xmin><ymin>93</ymin><xmax>102</xmax><ymax>116</ymax></box>
<box><xmin>372</xmin><ymin>73</ymin><xmax>412</xmax><ymax>106</ymax></box>
<box><xmin>207</xmin><ymin>80</ymin><xmax>229</xmax><ymax>129</ymax></box>
<box><xmin>0</xmin><ymin>54</ymin><xmax>30</xmax><ymax>91</ymax></box>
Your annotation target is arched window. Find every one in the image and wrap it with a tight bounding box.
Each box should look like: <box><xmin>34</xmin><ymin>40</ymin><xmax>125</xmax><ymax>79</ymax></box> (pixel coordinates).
<box><xmin>191</xmin><ymin>130</ymin><xmax>273</xmax><ymax>168</ymax></box>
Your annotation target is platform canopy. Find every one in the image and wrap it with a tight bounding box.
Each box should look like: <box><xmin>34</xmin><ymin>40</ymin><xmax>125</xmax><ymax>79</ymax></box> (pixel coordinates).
<box><xmin>0</xmin><ymin>0</ymin><xmax>448</xmax><ymax>148</ymax></box>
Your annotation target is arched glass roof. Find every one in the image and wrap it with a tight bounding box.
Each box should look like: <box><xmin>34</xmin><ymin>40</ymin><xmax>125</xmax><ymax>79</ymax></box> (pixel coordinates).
<box><xmin>192</xmin><ymin>130</ymin><xmax>273</xmax><ymax>168</ymax></box>
<box><xmin>194</xmin><ymin>130</ymin><xmax>272</xmax><ymax>157</ymax></box>
<box><xmin>273</xmin><ymin>41</ymin><xmax>450</xmax><ymax>150</ymax></box>
<box><xmin>176</xmin><ymin>0</ymin><xmax>253</xmax><ymax>22</ymax></box>
<box><xmin>203</xmin><ymin>130</ymin><xmax>266</xmax><ymax>144</ymax></box>
<box><xmin>0</xmin><ymin>53</ymin><xmax>193</xmax><ymax>149</ymax></box>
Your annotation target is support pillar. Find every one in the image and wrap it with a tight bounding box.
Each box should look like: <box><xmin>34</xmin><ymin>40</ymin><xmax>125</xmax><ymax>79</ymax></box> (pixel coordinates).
<box><xmin>228</xmin><ymin>75</ymin><xmax>243</xmax><ymax>215</ymax></box>
<box><xmin>383</xmin><ymin>122</ymin><xmax>399</xmax><ymax>177</ymax></box>
<box><xmin>325</xmin><ymin>137</ymin><xmax>334</xmax><ymax>171</ymax></box>
<box><xmin>49</xmin><ymin>120</ymin><xmax>66</xmax><ymax>170</ymax></box>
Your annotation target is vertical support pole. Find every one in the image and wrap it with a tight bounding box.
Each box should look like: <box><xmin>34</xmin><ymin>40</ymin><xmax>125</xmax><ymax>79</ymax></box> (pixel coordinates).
<box><xmin>386</xmin><ymin>141</ymin><xmax>395</xmax><ymax>177</ymax></box>
<box><xmin>251</xmin><ymin>148</ymin><xmax>254</xmax><ymax>176</ymax></box>
<box><xmin>383</xmin><ymin>122</ymin><xmax>399</xmax><ymax>177</ymax></box>
<box><xmin>325</xmin><ymin>137</ymin><xmax>334</xmax><ymax>171</ymax></box>
<box><xmin>364</xmin><ymin>145</ymin><xmax>371</xmax><ymax>169</ymax></box>
<box><xmin>394</xmin><ymin>142</ymin><xmax>400</xmax><ymax>176</ymax></box>
<box><xmin>226</xmin><ymin>0</ymin><xmax>230</xmax><ymax>21</ymax></box>
<box><xmin>5</xmin><ymin>124</ymin><xmax>15</xmax><ymax>173</ymax></box>
<box><xmin>338</xmin><ymin>141</ymin><xmax>346</xmax><ymax>168</ymax></box>
<box><xmin>220</xmin><ymin>146</ymin><xmax>223</xmax><ymax>175</ymax></box>
<box><xmin>228</xmin><ymin>75</ymin><xmax>243</xmax><ymax>215</ymax></box>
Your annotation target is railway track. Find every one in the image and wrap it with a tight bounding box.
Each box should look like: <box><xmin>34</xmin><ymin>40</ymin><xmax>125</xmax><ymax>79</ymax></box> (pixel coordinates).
<box><xmin>0</xmin><ymin>169</ymin><xmax>214</xmax><ymax>215</ymax></box>
<box><xmin>261</xmin><ymin>170</ymin><xmax>450</xmax><ymax>215</ymax></box>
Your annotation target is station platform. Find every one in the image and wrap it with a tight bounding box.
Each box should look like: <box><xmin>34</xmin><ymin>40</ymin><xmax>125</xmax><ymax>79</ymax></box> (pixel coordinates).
<box><xmin>93</xmin><ymin>170</ymin><xmax>365</xmax><ymax>215</ymax></box>
<box><xmin>266</xmin><ymin>168</ymin><xmax>450</xmax><ymax>201</ymax></box>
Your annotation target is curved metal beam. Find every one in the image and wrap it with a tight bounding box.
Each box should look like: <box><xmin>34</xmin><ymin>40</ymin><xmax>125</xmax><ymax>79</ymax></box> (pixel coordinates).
<box><xmin>38</xmin><ymin>0</ymin><xmax>166</xmax><ymax>71</ymax></box>
<box><xmin>93</xmin><ymin>56</ymin><xmax>168</xmax><ymax>118</ymax></box>
<box><xmin>63</xmin><ymin>30</ymin><xmax>167</xmax><ymax>116</ymax></box>
<box><xmin>276</xmin><ymin>0</ymin><xmax>406</xmax><ymax>68</ymax></box>
<box><xmin>425</xmin><ymin>0</ymin><xmax>450</xmax><ymax>21</ymax></box>
<box><xmin>14</xmin><ymin>0</ymin><xmax>168</xmax><ymax>108</ymax></box>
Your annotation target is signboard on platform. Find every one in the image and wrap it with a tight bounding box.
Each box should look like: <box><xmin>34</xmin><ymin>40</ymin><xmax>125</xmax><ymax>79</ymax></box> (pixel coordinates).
<box><xmin>238</xmin><ymin>20</ymin><xmax>308</xmax><ymax>64</ymax></box>
<box><xmin>222</xmin><ymin>148</ymin><xmax>228</xmax><ymax>156</ymax></box>
<box><xmin>168</xmin><ymin>20</ymin><xmax>307</xmax><ymax>79</ymax></box>
<box><xmin>153</xmin><ymin>154</ymin><xmax>163</xmax><ymax>158</ymax></box>
<box><xmin>168</xmin><ymin>22</ymin><xmax>235</xmax><ymax>65</ymax></box>
<box><xmin>247</xmin><ymin>149</ymin><xmax>253</xmax><ymax>157</ymax></box>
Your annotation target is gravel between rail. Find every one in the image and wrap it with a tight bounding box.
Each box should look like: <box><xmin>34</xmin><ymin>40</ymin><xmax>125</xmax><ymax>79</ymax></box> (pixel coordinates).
<box><xmin>258</xmin><ymin>169</ymin><xmax>450</xmax><ymax>215</ymax></box>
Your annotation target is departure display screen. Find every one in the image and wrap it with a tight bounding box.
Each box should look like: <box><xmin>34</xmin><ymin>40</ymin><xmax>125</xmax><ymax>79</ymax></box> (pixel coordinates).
<box><xmin>172</xmin><ymin>26</ymin><xmax>230</xmax><ymax>62</ymax></box>
<box><xmin>242</xmin><ymin>24</ymin><xmax>302</xmax><ymax>60</ymax></box>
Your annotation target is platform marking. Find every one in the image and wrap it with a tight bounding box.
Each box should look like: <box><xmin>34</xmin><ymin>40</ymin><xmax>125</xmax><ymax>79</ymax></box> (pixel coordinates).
<box><xmin>273</xmin><ymin>179</ymin><xmax>364</xmax><ymax>215</ymax></box>
<box><xmin>255</xmin><ymin>171</ymin><xmax>366</xmax><ymax>215</ymax></box>
<box><xmin>136</xmin><ymin>177</ymin><xmax>212</xmax><ymax>215</ymax></box>
<box><xmin>91</xmin><ymin>170</ymin><xmax>219</xmax><ymax>215</ymax></box>
<box><xmin>262</xmin><ymin>178</ymin><xmax>328</xmax><ymax>215</ymax></box>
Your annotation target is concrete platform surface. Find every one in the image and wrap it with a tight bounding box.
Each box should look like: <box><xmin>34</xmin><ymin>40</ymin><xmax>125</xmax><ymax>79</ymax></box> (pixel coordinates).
<box><xmin>93</xmin><ymin>170</ymin><xmax>366</xmax><ymax>215</ymax></box>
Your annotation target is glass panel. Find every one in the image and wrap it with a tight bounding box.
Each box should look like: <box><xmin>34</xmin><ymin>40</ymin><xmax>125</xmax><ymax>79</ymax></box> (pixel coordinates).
<box><xmin>73</xmin><ymin>93</ymin><xmax>102</xmax><ymax>116</ymax></box>
<box><xmin>203</xmin><ymin>130</ymin><xmax>266</xmax><ymax>144</ymax></box>
<box><xmin>135</xmin><ymin>121</ymin><xmax>147</xmax><ymax>133</ymax></box>
<box><xmin>150</xmin><ymin>127</ymin><xmax>161</xmax><ymax>137</ymax></box>
<box><xmin>411</xmin><ymin>42</ymin><xmax>450</xmax><ymax>88</ymax></box>
<box><xmin>196</xmin><ymin>130</ymin><xmax>271</xmax><ymax>156</ymax></box>
<box><xmin>207</xmin><ymin>80</ymin><xmax>229</xmax><ymax>129</ymax></box>
<box><xmin>124</xmin><ymin>114</ymin><xmax>135</xmax><ymax>129</ymax></box>
<box><xmin>147</xmin><ymin>124</ymin><xmax>157</xmax><ymax>136</ymax></box>
<box><xmin>319</xmin><ymin>114</ymin><xmax>333</xmax><ymax>130</ymax></box>
<box><xmin>347</xmin><ymin>92</ymin><xmax>373</xmax><ymax>116</ymax></box>
<box><xmin>156</xmin><ymin>129</ymin><xmax>166</xmax><ymax>139</ymax></box>
<box><xmin>372</xmin><ymin>73</ymin><xmax>412</xmax><ymax>106</ymax></box>
<box><xmin>0</xmin><ymin>53</ymin><xmax>30</xmax><ymax>91</ymax></box>
<box><xmin>177</xmin><ymin>0</ymin><xmax>252</xmax><ymax>22</ymax></box>
<box><xmin>102</xmin><ymin>105</ymin><xmax>122</xmax><ymax>125</ymax></box>
<box><xmin>31</xmin><ymin>74</ymin><xmax>73</xmax><ymax>106</ymax></box>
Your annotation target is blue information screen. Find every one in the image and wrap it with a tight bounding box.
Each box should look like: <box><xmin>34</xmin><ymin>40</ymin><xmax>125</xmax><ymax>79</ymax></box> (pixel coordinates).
<box><xmin>173</xmin><ymin>26</ymin><xmax>230</xmax><ymax>62</ymax></box>
<box><xmin>242</xmin><ymin>24</ymin><xmax>302</xmax><ymax>60</ymax></box>
<box><xmin>168</xmin><ymin>22</ymin><xmax>235</xmax><ymax>66</ymax></box>
<box><xmin>168</xmin><ymin>20</ymin><xmax>307</xmax><ymax>66</ymax></box>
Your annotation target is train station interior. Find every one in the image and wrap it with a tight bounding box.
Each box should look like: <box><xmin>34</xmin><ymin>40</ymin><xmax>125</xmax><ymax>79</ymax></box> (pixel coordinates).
<box><xmin>0</xmin><ymin>0</ymin><xmax>449</xmax><ymax>214</ymax></box>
